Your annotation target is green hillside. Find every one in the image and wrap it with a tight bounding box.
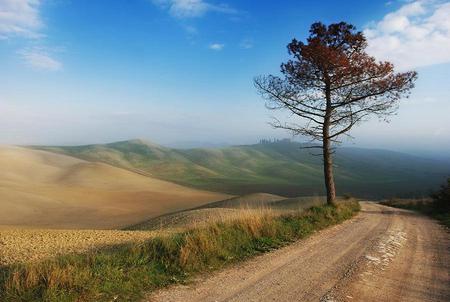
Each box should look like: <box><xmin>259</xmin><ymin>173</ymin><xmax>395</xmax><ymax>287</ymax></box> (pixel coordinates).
<box><xmin>33</xmin><ymin>139</ymin><xmax>450</xmax><ymax>198</ymax></box>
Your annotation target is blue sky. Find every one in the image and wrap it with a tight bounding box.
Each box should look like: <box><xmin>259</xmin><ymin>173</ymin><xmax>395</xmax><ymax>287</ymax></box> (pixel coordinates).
<box><xmin>0</xmin><ymin>0</ymin><xmax>449</xmax><ymax>156</ymax></box>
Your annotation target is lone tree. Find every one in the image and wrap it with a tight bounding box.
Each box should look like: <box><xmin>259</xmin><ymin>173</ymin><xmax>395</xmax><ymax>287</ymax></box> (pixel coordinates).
<box><xmin>255</xmin><ymin>22</ymin><xmax>417</xmax><ymax>205</ymax></box>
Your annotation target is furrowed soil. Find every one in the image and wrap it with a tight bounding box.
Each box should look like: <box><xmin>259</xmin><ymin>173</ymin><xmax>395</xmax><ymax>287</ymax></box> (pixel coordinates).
<box><xmin>0</xmin><ymin>228</ymin><xmax>159</xmax><ymax>265</ymax></box>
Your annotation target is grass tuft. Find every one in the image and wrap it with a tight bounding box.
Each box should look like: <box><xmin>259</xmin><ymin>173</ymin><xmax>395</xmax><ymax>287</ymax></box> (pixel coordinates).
<box><xmin>0</xmin><ymin>201</ymin><xmax>360</xmax><ymax>302</ymax></box>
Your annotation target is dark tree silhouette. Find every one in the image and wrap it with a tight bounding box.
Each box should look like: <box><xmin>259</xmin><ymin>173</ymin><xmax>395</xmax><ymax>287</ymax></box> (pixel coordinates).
<box><xmin>255</xmin><ymin>22</ymin><xmax>417</xmax><ymax>205</ymax></box>
<box><xmin>431</xmin><ymin>178</ymin><xmax>450</xmax><ymax>213</ymax></box>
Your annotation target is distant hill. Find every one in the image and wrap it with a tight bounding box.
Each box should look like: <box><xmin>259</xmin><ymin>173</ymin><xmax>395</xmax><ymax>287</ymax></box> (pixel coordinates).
<box><xmin>34</xmin><ymin>139</ymin><xmax>450</xmax><ymax>198</ymax></box>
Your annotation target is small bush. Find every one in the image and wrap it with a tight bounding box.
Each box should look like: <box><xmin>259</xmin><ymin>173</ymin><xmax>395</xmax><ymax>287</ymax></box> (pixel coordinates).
<box><xmin>381</xmin><ymin>178</ymin><xmax>450</xmax><ymax>228</ymax></box>
<box><xmin>431</xmin><ymin>178</ymin><xmax>450</xmax><ymax>213</ymax></box>
<box><xmin>342</xmin><ymin>193</ymin><xmax>353</xmax><ymax>201</ymax></box>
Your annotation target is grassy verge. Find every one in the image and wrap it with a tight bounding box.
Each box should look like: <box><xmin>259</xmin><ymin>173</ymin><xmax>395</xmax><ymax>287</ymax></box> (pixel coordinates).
<box><xmin>381</xmin><ymin>198</ymin><xmax>450</xmax><ymax>228</ymax></box>
<box><xmin>0</xmin><ymin>201</ymin><xmax>360</xmax><ymax>302</ymax></box>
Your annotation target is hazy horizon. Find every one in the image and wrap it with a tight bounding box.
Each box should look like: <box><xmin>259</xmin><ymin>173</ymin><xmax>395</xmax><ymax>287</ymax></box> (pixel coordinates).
<box><xmin>1</xmin><ymin>0</ymin><xmax>449</xmax><ymax>156</ymax></box>
<box><xmin>6</xmin><ymin>136</ymin><xmax>448</xmax><ymax>162</ymax></box>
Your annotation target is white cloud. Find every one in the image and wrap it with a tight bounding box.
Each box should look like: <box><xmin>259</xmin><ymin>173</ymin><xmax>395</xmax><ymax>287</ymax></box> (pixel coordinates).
<box><xmin>152</xmin><ymin>0</ymin><xmax>236</xmax><ymax>18</ymax></box>
<box><xmin>365</xmin><ymin>0</ymin><xmax>450</xmax><ymax>70</ymax></box>
<box><xmin>0</xmin><ymin>0</ymin><xmax>42</xmax><ymax>39</ymax></box>
<box><xmin>209</xmin><ymin>43</ymin><xmax>224</xmax><ymax>50</ymax></box>
<box><xmin>19</xmin><ymin>48</ymin><xmax>62</xmax><ymax>71</ymax></box>
<box><xmin>168</xmin><ymin>0</ymin><xmax>208</xmax><ymax>17</ymax></box>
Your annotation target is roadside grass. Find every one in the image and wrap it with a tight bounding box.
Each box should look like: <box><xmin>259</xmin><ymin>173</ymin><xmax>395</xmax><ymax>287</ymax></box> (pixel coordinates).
<box><xmin>381</xmin><ymin>198</ymin><xmax>450</xmax><ymax>228</ymax></box>
<box><xmin>0</xmin><ymin>201</ymin><xmax>360</xmax><ymax>302</ymax></box>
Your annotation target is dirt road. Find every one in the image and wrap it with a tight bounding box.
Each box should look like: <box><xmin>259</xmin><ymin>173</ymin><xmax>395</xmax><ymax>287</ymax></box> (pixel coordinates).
<box><xmin>147</xmin><ymin>202</ymin><xmax>450</xmax><ymax>302</ymax></box>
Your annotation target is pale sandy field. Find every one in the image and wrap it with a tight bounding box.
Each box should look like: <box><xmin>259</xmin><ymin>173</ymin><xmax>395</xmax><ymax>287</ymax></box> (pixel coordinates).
<box><xmin>0</xmin><ymin>146</ymin><xmax>229</xmax><ymax>229</ymax></box>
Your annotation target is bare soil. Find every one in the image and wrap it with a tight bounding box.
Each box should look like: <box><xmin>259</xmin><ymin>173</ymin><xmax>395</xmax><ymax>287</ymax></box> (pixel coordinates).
<box><xmin>147</xmin><ymin>202</ymin><xmax>450</xmax><ymax>302</ymax></box>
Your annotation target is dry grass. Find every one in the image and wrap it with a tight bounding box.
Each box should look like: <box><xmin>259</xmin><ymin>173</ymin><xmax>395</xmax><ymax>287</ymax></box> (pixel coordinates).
<box><xmin>0</xmin><ymin>201</ymin><xmax>360</xmax><ymax>302</ymax></box>
<box><xmin>196</xmin><ymin>193</ymin><xmax>287</xmax><ymax>209</ymax></box>
<box><xmin>129</xmin><ymin>207</ymin><xmax>291</xmax><ymax>231</ymax></box>
<box><xmin>0</xmin><ymin>208</ymin><xmax>285</xmax><ymax>266</ymax></box>
<box><xmin>0</xmin><ymin>195</ymin><xmax>343</xmax><ymax>268</ymax></box>
<box><xmin>128</xmin><ymin>194</ymin><xmax>329</xmax><ymax>231</ymax></box>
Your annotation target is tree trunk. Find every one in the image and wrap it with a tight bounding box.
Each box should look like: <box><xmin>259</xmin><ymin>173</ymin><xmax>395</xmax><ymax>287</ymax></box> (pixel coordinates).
<box><xmin>323</xmin><ymin>81</ymin><xmax>337</xmax><ymax>205</ymax></box>
<box><xmin>322</xmin><ymin>135</ymin><xmax>336</xmax><ymax>205</ymax></box>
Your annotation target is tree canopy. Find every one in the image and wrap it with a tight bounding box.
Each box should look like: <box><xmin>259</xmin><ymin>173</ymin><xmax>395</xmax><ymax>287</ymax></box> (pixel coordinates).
<box><xmin>255</xmin><ymin>22</ymin><xmax>417</xmax><ymax>204</ymax></box>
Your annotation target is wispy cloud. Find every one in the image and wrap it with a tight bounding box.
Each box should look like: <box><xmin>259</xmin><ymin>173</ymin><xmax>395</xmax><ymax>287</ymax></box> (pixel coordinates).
<box><xmin>0</xmin><ymin>0</ymin><xmax>63</xmax><ymax>71</ymax></box>
<box><xmin>0</xmin><ymin>0</ymin><xmax>42</xmax><ymax>39</ymax></box>
<box><xmin>365</xmin><ymin>0</ymin><xmax>450</xmax><ymax>70</ymax></box>
<box><xmin>152</xmin><ymin>0</ymin><xmax>237</xmax><ymax>18</ymax></box>
<box><xmin>239</xmin><ymin>38</ymin><xmax>253</xmax><ymax>49</ymax></box>
<box><xmin>19</xmin><ymin>47</ymin><xmax>62</xmax><ymax>71</ymax></box>
<box><xmin>209</xmin><ymin>43</ymin><xmax>224</xmax><ymax>50</ymax></box>
<box><xmin>183</xmin><ymin>24</ymin><xmax>198</xmax><ymax>35</ymax></box>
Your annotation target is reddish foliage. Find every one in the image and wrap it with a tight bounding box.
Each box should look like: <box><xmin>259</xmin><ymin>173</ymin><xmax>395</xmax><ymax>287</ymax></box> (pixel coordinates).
<box><xmin>255</xmin><ymin>21</ymin><xmax>417</xmax><ymax>142</ymax></box>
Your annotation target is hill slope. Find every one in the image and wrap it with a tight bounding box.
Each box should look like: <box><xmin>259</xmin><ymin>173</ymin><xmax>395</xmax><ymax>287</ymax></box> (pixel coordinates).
<box><xmin>35</xmin><ymin>139</ymin><xmax>450</xmax><ymax>198</ymax></box>
<box><xmin>0</xmin><ymin>146</ymin><xmax>229</xmax><ymax>229</ymax></box>
<box><xmin>128</xmin><ymin>193</ymin><xmax>328</xmax><ymax>231</ymax></box>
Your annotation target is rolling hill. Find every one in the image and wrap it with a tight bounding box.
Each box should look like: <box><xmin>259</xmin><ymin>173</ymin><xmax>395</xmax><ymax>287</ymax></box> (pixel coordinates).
<box><xmin>0</xmin><ymin>146</ymin><xmax>229</xmax><ymax>229</ymax></box>
<box><xmin>195</xmin><ymin>193</ymin><xmax>286</xmax><ymax>209</ymax></box>
<box><xmin>34</xmin><ymin>139</ymin><xmax>450</xmax><ymax>198</ymax></box>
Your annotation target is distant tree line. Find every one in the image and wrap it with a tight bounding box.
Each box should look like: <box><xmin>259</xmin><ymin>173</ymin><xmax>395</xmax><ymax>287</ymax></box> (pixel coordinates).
<box><xmin>259</xmin><ymin>138</ymin><xmax>292</xmax><ymax>144</ymax></box>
